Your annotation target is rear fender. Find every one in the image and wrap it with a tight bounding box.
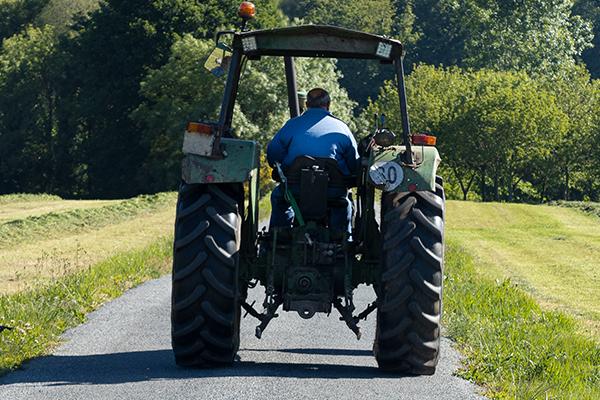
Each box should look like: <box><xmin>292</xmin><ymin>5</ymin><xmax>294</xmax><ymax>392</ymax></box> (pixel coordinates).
<box><xmin>367</xmin><ymin>145</ymin><xmax>441</xmax><ymax>192</ymax></box>
<box><xmin>182</xmin><ymin>137</ymin><xmax>259</xmax><ymax>184</ymax></box>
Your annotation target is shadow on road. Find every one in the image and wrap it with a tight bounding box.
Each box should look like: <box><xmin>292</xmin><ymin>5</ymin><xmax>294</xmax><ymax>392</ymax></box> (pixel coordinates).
<box><xmin>242</xmin><ymin>348</ymin><xmax>373</xmax><ymax>356</ymax></box>
<box><xmin>1</xmin><ymin>349</ymin><xmax>411</xmax><ymax>386</ymax></box>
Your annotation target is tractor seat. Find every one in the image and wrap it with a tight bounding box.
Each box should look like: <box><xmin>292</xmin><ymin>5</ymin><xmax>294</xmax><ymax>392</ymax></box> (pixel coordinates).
<box><xmin>282</xmin><ymin>156</ymin><xmax>353</xmax><ymax>221</ymax></box>
<box><xmin>272</xmin><ymin>156</ymin><xmax>356</xmax><ymax>188</ymax></box>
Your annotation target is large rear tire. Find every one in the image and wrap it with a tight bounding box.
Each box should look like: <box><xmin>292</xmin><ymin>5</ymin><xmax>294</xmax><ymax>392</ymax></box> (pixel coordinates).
<box><xmin>171</xmin><ymin>183</ymin><xmax>243</xmax><ymax>367</ymax></box>
<box><xmin>374</xmin><ymin>178</ymin><xmax>445</xmax><ymax>375</ymax></box>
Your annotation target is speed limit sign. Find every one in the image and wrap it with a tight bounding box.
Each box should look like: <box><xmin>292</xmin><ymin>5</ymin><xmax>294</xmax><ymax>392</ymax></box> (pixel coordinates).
<box><xmin>369</xmin><ymin>161</ymin><xmax>404</xmax><ymax>191</ymax></box>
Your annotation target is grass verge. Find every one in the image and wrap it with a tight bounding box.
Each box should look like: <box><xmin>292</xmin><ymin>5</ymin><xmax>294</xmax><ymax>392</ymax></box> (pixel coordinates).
<box><xmin>446</xmin><ymin>201</ymin><xmax>600</xmax><ymax>339</ymax></box>
<box><xmin>0</xmin><ymin>237</ymin><xmax>172</xmax><ymax>375</ymax></box>
<box><xmin>444</xmin><ymin>239</ymin><xmax>600</xmax><ymax>399</ymax></box>
<box><xmin>0</xmin><ymin>193</ymin><xmax>175</xmax><ymax>247</ymax></box>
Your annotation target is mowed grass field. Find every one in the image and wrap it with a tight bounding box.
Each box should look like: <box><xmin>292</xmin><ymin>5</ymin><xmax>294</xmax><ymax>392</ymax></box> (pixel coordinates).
<box><xmin>446</xmin><ymin>200</ymin><xmax>600</xmax><ymax>339</ymax></box>
<box><xmin>0</xmin><ymin>193</ymin><xmax>176</xmax><ymax>294</ymax></box>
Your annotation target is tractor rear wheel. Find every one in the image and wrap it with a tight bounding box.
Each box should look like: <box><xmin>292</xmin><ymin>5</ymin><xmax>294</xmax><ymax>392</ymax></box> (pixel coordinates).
<box><xmin>171</xmin><ymin>183</ymin><xmax>243</xmax><ymax>367</ymax></box>
<box><xmin>374</xmin><ymin>179</ymin><xmax>445</xmax><ymax>375</ymax></box>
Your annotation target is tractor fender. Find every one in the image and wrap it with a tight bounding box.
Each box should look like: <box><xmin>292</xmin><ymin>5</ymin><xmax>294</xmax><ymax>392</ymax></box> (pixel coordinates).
<box><xmin>182</xmin><ymin>138</ymin><xmax>259</xmax><ymax>184</ymax></box>
<box><xmin>367</xmin><ymin>145</ymin><xmax>441</xmax><ymax>192</ymax></box>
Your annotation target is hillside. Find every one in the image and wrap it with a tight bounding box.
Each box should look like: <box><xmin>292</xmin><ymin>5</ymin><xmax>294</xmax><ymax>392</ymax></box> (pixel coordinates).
<box><xmin>446</xmin><ymin>200</ymin><xmax>600</xmax><ymax>338</ymax></box>
<box><xmin>0</xmin><ymin>193</ymin><xmax>176</xmax><ymax>294</ymax></box>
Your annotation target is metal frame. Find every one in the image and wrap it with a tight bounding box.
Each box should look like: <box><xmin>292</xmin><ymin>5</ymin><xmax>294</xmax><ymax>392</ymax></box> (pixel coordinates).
<box><xmin>213</xmin><ymin>25</ymin><xmax>413</xmax><ymax>158</ymax></box>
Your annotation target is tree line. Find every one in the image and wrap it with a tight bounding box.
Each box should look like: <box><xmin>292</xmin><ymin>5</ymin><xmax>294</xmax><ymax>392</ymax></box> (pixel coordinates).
<box><xmin>366</xmin><ymin>65</ymin><xmax>600</xmax><ymax>201</ymax></box>
<box><xmin>0</xmin><ymin>0</ymin><xmax>599</xmax><ymax>201</ymax></box>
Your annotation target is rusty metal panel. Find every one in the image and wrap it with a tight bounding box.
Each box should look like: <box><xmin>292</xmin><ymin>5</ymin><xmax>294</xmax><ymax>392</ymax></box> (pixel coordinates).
<box><xmin>182</xmin><ymin>138</ymin><xmax>259</xmax><ymax>184</ymax></box>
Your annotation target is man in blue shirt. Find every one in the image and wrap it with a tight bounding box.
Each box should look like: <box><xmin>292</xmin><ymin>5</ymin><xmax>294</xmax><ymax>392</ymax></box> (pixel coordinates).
<box><xmin>267</xmin><ymin>88</ymin><xmax>359</xmax><ymax>236</ymax></box>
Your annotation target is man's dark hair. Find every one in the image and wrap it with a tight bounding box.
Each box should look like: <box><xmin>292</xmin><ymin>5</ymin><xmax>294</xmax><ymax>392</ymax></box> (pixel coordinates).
<box><xmin>306</xmin><ymin>88</ymin><xmax>331</xmax><ymax>109</ymax></box>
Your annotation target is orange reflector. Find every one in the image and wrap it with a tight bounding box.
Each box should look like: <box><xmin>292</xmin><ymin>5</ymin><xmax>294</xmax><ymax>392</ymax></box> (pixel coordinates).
<box><xmin>186</xmin><ymin>122</ymin><xmax>212</xmax><ymax>135</ymax></box>
<box><xmin>412</xmin><ymin>133</ymin><xmax>437</xmax><ymax>146</ymax></box>
<box><xmin>239</xmin><ymin>2</ymin><xmax>256</xmax><ymax>19</ymax></box>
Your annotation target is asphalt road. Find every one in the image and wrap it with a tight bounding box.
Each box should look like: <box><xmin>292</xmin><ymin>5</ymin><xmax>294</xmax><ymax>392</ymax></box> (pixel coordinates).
<box><xmin>0</xmin><ymin>276</ymin><xmax>486</xmax><ymax>400</ymax></box>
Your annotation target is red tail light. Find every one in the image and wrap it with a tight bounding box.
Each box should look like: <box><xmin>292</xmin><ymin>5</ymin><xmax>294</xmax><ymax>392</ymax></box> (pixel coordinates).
<box><xmin>186</xmin><ymin>122</ymin><xmax>212</xmax><ymax>135</ymax></box>
<box><xmin>412</xmin><ymin>133</ymin><xmax>437</xmax><ymax>146</ymax></box>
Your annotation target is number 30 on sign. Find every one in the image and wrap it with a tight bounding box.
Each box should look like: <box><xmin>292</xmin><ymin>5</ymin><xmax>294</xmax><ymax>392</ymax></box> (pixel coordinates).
<box><xmin>369</xmin><ymin>161</ymin><xmax>404</xmax><ymax>191</ymax></box>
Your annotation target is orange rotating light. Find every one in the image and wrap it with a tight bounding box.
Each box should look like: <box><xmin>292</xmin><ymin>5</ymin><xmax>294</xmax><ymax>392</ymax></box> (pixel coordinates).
<box><xmin>239</xmin><ymin>2</ymin><xmax>256</xmax><ymax>20</ymax></box>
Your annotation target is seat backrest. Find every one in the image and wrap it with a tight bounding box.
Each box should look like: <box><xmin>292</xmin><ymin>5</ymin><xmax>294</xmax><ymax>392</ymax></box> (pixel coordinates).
<box><xmin>285</xmin><ymin>156</ymin><xmax>346</xmax><ymax>187</ymax></box>
<box><xmin>283</xmin><ymin>156</ymin><xmax>347</xmax><ymax>221</ymax></box>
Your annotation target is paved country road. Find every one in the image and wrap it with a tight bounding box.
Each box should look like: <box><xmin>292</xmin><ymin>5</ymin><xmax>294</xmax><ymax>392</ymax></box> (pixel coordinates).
<box><xmin>0</xmin><ymin>276</ymin><xmax>486</xmax><ymax>400</ymax></box>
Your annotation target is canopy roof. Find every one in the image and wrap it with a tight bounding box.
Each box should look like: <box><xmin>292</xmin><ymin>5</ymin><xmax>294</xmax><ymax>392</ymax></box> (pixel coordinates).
<box><xmin>233</xmin><ymin>25</ymin><xmax>403</xmax><ymax>60</ymax></box>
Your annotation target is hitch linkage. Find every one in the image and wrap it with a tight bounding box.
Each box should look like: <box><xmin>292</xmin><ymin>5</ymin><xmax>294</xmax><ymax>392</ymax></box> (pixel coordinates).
<box><xmin>242</xmin><ymin>298</ymin><xmax>283</xmax><ymax>339</ymax></box>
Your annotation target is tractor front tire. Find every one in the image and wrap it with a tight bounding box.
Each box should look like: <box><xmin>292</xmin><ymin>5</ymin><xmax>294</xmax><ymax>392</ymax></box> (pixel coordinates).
<box><xmin>171</xmin><ymin>183</ymin><xmax>242</xmax><ymax>367</ymax></box>
<box><xmin>374</xmin><ymin>179</ymin><xmax>445</xmax><ymax>375</ymax></box>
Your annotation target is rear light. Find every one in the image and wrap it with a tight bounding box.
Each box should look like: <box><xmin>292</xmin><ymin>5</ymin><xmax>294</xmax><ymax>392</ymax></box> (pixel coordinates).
<box><xmin>186</xmin><ymin>122</ymin><xmax>212</xmax><ymax>135</ymax></box>
<box><xmin>412</xmin><ymin>133</ymin><xmax>437</xmax><ymax>146</ymax></box>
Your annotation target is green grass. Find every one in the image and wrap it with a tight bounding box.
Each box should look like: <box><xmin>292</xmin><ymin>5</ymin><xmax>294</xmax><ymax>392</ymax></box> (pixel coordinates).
<box><xmin>444</xmin><ymin>239</ymin><xmax>600</xmax><ymax>399</ymax></box>
<box><xmin>0</xmin><ymin>237</ymin><xmax>172</xmax><ymax>374</ymax></box>
<box><xmin>0</xmin><ymin>193</ymin><xmax>176</xmax><ymax>248</ymax></box>
<box><xmin>446</xmin><ymin>201</ymin><xmax>600</xmax><ymax>338</ymax></box>
<box><xmin>258</xmin><ymin>193</ymin><xmax>272</xmax><ymax>222</ymax></box>
<box><xmin>551</xmin><ymin>200</ymin><xmax>600</xmax><ymax>219</ymax></box>
<box><xmin>0</xmin><ymin>193</ymin><xmax>62</xmax><ymax>205</ymax></box>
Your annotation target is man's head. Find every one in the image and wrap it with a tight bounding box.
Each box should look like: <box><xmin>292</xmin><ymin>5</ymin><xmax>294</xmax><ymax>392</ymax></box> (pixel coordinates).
<box><xmin>306</xmin><ymin>88</ymin><xmax>331</xmax><ymax>110</ymax></box>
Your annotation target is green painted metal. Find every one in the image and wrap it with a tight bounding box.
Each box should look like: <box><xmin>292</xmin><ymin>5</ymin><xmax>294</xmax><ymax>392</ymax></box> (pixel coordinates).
<box><xmin>182</xmin><ymin>138</ymin><xmax>259</xmax><ymax>184</ymax></box>
<box><xmin>369</xmin><ymin>145</ymin><xmax>441</xmax><ymax>192</ymax></box>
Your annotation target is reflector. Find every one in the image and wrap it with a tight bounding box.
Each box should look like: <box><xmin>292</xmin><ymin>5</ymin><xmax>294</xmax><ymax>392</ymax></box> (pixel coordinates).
<box><xmin>412</xmin><ymin>133</ymin><xmax>437</xmax><ymax>146</ymax></box>
<box><xmin>239</xmin><ymin>2</ymin><xmax>256</xmax><ymax>19</ymax></box>
<box><xmin>186</xmin><ymin>122</ymin><xmax>212</xmax><ymax>135</ymax></box>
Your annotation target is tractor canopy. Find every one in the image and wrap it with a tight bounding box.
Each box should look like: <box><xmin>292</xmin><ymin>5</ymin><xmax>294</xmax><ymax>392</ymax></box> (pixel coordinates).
<box><xmin>232</xmin><ymin>25</ymin><xmax>403</xmax><ymax>60</ymax></box>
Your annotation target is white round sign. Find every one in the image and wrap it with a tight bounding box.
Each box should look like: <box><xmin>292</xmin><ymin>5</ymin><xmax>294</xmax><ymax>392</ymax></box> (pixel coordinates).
<box><xmin>369</xmin><ymin>161</ymin><xmax>404</xmax><ymax>191</ymax></box>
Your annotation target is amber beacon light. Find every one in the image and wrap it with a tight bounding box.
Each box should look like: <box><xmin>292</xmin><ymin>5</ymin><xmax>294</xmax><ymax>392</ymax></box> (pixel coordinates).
<box><xmin>239</xmin><ymin>2</ymin><xmax>256</xmax><ymax>20</ymax></box>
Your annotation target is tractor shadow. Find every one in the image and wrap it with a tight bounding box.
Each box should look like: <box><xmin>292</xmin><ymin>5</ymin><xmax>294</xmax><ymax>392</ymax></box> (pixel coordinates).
<box><xmin>0</xmin><ymin>348</ymin><xmax>411</xmax><ymax>387</ymax></box>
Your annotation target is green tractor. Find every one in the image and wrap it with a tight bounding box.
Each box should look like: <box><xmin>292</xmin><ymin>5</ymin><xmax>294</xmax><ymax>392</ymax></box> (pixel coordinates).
<box><xmin>171</xmin><ymin>4</ymin><xmax>445</xmax><ymax>376</ymax></box>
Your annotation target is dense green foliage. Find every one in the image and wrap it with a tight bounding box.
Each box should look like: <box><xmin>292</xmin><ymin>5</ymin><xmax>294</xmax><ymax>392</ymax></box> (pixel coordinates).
<box><xmin>444</xmin><ymin>239</ymin><xmax>600</xmax><ymax>399</ymax></box>
<box><xmin>0</xmin><ymin>0</ymin><xmax>599</xmax><ymax>201</ymax></box>
<box><xmin>367</xmin><ymin>65</ymin><xmax>600</xmax><ymax>201</ymax></box>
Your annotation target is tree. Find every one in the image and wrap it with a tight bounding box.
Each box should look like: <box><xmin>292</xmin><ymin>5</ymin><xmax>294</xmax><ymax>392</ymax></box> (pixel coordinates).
<box><xmin>0</xmin><ymin>25</ymin><xmax>60</xmax><ymax>194</ymax></box>
<box><xmin>464</xmin><ymin>0</ymin><xmax>594</xmax><ymax>75</ymax></box>
<box><xmin>0</xmin><ymin>0</ymin><xmax>49</xmax><ymax>40</ymax></box>
<box><xmin>403</xmin><ymin>0</ymin><xmax>593</xmax><ymax>76</ymax></box>
<box><xmin>280</xmin><ymin>0</ymin><xmax>397</xmax><ymax>106</ymax></box>
<box><xmin>574</xmin><ymin>0</ymin><xmax>600</xmax><ymax>78</ymax></box>
<box><xmin>365</xmin><ymin>66</ymin><xmax>570</xmax><ymax>202</ymax></box>
<box><xmin>540</xmin><ymin>66</ymin><xmax>599</xmax><ymax>200</ymax></box>
<box><xmin>58</xmin><ymin>0</ymin><xmax>283</xmax><ymax>198</ymax></box>
<box><xmin>35</xmin><ymin>0</ymin><xmax>100</xmax><ymax>32</ymax></box>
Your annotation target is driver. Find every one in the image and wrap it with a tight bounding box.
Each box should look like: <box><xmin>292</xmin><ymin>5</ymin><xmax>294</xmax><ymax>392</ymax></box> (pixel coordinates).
<box><xmin>266</xmin><ymin>88</ymin><xmax>359</xmax><ymax>236</ymax></box>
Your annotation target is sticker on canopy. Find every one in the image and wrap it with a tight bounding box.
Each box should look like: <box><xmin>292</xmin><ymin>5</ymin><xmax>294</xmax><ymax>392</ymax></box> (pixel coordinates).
<box><xmin>376</xmin><ymin>42</ymin><xmax>392</xmax><ymax>59</ymax></box>
<box><xmin>241</xmin><ymin>36</ymin><xmax>257</xmax><ymax>52</ymax></box>
<box><xmin>369</xmin><ymin>161</ymin><xmax>404</xmax><ymax>191</ymax></box>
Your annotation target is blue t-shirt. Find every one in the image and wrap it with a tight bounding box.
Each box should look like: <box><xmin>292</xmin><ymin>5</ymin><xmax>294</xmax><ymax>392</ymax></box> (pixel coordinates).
<box><xmin>266</xmin><ymin>108</ymin><xmax>359</xmax><ymax>175</ymax></box>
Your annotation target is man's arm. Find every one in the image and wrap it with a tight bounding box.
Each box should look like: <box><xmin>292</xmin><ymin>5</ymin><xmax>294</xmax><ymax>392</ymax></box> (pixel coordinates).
<box><xmin>266</xmin><ymin>124</ymin><xmax>291</xmax><ymax>167</ymax></box>
<box><xmin>342</xmin><ymin>132</ymin><xmax>360</xmax><ymax>175</ymax></box>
